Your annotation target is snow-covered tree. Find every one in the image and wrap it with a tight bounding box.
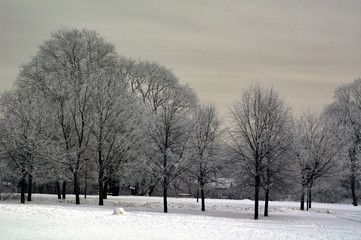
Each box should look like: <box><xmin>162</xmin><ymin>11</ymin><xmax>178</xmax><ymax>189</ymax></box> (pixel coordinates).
<box><xmin>0</xmin><ymin>87</ymin><xmax>53</xmax><ymax>203</ymax></box>
<box><xmin>87</xmin><ymin>65</ymin><xmax>143</xmax><ymax>205</ymax></box>
<box><xmin>120</xmin><ymin>58</ymin><xmax>178</xmax><ymax>112</ymax></box>
<box><xmin>119</xmin><ymin>58</ymin><xmax>198</xmax><ymax>211</ymax></box>
<box><xmin>188</xmin><ymin>103</ymin><xmax>222</xmax><ymax>211</ymax></box>
<box><xmin>228</xmin><ymin>84</ymin><xmax>292</xmax><ymax>219</ymax></box>
<box><xmin>260</xmin><ymin>104</ymin><xmax>293</xmax><ymax>217</ymax></box>
<box><xmin>324</xmin><ymin>78</ymin><xmax>361</xmax><ymax>206</ymax></box>
<box><xmin>293</xmin><ymin>112</ymin><xmax>342</xmax><ymax>210</ymax></box>
<box><xmin>117</xmin><ymin>58</ymin><xmax>181</xmax><ymax>196</ymax></box>
<box><xmin>16</xmin><ymin>28</ymin><xmax>117</xmax><ymax>204</ymax></box>
<box><xmin>145</xmin><ymin>84</ymin><xmax>197</xmax><ymax>212</ymax></box>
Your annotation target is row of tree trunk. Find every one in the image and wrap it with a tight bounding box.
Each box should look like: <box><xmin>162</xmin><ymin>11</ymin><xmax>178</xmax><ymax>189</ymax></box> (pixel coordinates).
<box><xmin>21</xmin><ymin>180</ymin><xmax>68</xmax><ymax>203</ymax></box>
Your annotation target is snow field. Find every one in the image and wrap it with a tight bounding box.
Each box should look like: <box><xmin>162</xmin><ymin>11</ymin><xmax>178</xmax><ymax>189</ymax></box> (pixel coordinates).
<box><xmin>1</xmin><ymin>194</ymin><xmax>360</xmax><ymax>240</ymax></box>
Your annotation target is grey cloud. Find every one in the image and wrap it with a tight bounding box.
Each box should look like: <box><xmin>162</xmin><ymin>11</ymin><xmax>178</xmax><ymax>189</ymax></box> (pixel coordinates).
<box><xmin>0</xmin><ymin>0</ymin><xmax>360</xmax><ymax>114</ymax></box>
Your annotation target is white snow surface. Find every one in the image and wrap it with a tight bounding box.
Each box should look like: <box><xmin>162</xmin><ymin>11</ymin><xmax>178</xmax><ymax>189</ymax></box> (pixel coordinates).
<box><xmin>1</xmin><ymin>194</ymin><xmax>360</xmax><ymax>240</ymax></box>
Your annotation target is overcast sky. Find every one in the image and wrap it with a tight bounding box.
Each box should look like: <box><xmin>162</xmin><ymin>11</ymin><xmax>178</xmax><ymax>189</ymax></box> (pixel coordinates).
<box><xmin>0</xmin><ymin>0</ymin><xmax>360</xmax><ymax>115</ymax></box>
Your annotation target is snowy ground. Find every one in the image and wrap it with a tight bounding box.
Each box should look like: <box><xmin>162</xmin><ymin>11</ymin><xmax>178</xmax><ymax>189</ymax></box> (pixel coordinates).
<box><xmin>1</xmin><ymin>194</ymin><xmax>360</xmax><ymax>240</ymax></box>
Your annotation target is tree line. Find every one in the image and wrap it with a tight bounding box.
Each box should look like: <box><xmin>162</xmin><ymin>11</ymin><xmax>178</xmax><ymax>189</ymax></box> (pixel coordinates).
<box><xmin>0</xmin><ymin>28</ymin><xmax>359</xmax><ymax>220</ymax></box>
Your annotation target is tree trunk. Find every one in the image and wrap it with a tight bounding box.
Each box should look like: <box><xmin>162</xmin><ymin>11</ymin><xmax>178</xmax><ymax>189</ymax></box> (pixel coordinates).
<box><xmin>99</xmin><ymin>180</ymin><xmax>104</xmax><ymax>206</ymax></box>
<box><xmin>74</xmin><ymin>172</ymin><xmax>80</xmax><ymax>204</ymax></box>
<box><xmin>148</xmin><ymin>184</ymin><xmax>156</xmax><ymax>196</ymax></box>
<box><xmin>163</xmin><ymin>151</ymin><xmax>168</xmax><ymax>213</ymax></box>
<box><xmin>163</xmin><ymin>184</ymin><xmax>168</xmax><ymax>213</ymax></box>
<box><xmin>300</xmin><ymin>184</ymin><xmax>305</xmax><ymax>210</ymax></box>
<box><xmin>103</xmin><ymin>180</ymin><xmax>108</xmax><ymax>200</ymax></box>
<box><xmin>306</xmin><ymin>187</ymin><xmax>309</xmax><ymax>211</ymax></box>
<box><xmin>200</xmin><ymin>183</ymin><xmax>205</xmax><ymax>211</ymax></box>
<box><xmin>62</xmin><ymin>181</ymin><xmax>66</xmax><ymax>199</ymax></box>
<box><xmin>98</xmin><ymin>166</ymin><xmax>104</xmax><ymax>205</ymax></box>
<box><xmin>27</xmin><ymin>174</ymin><xmax>33</xmax><ymax>202</ymax></box>
<box><xmin>20</xmin><ymin>176</ymin><xmax>26</xmax><ymax>204</ymax></box>
<box><xmin>84</xmin><ymin>161</ymin><xmax>88</xmax><ymax>199</ymax></box>
<box><xmin>264</xmin><ymin>189</ymin><xmax>269</xmax><ymax>217</ymax></box>
<box><xmin>56</xmin><ymin>181</ymin><xmax>61</xmax><ymax>199</ymax></box>
<box><xmin>351</xmin><ymin>174</ymin><xmax>358</xmax><ymax>206</ymax></box>
<box><xmin>308</xmin><ymin>186</ymin><xmax>312</xmax><ymax>209</ymax></box>
<box><xmin>254</xmin><ymin>175</ymin><xmax>260</xmax><ymax>219</ymax></box>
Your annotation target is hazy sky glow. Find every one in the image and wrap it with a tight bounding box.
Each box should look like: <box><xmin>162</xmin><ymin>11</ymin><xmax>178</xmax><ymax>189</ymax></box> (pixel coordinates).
<box><xmin>0</xmin><ymin>0</ymin><xmax>360</xmax><ymax>115</ymax></box>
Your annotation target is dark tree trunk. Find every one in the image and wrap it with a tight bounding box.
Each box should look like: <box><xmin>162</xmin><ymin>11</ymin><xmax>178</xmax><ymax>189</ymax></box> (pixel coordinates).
<box><xmin>62</xmin><ymin>181</ymin><xmax>66</xmax><ymax>199</ymax></box>
<box><xmin>84</xmin><ymin>161</ymin><xmax>88</xmax><ymax>199</ymax></box>
<box><xmin>27</xmin><ymin>174</ymin><xmax>33</xmax><ymax>202</ymax></box>
<box><xmin>200</xmin><ymin>183</ymin><xmax>205</xmax><ymax>211</ymax></box>
<box><xmin>254</xmin><ymin>175</ymin><xmax>260</xmax><ymax>219</ymax></box>
<box><xmin>56</xmin><ymin>181</ymin><xmax>61</xmax><ymax>199</ymax></box>
<box><xmin>351</xmin><ymin>174</ymin><xmax>358</xmax><ymax>206</ymax></box>
<box><xmin>300</xmin><ymin>185</ymin><xmax>305</xmax><ymax>210</ymax></box>
<box><xmin>103</xmin><ymin>180</ymin><xmax>108</xmax><ymax>200</ymax></box>
<box><xmin>308</xmin><ymin>187</ymin><xmax>312</xmax><ymax>209</ymax></box>
<box><xmin>264</xmin><ymin>189</ymin><xmax>269</xmax><ymax>217</ymax></box>
<box><xmin>163</xmin><ymin>184</ymin><xmax>168</xmax><ymax>213</ymax></box>
<box><xmin>148</xmin><ymin>184</ymin><xmax>156</xmax><ymax>196</ymax></box>
<box><xmin>163</xmin><ymin>151</ymin><xmax>168</xmax><ymax>213</ymax></box>
<box><xmin>74</xmin><ymin>172</ymin><xmax>80</xmax><ymax>204</ymax></box>
<box><xmin>20</xmin><ymin>176</ymin><xmax>26</xmax><ymax>204</ymax></box>
<box><xmin>99</xmin><ymin>180</ymin><xmax>104</xmax><ymax>206</ymax></box>
<box><xmin>98</xmin><ymin>166</ymin><xmax>104</xmax><ymax>205</ymax></box>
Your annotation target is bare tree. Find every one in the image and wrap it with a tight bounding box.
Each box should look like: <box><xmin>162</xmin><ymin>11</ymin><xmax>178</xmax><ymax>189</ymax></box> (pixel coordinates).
<box><xmin>120</xmin><ymin>58</ymin><xmax>178</xmax><ymax>112</ymax></box>
<box><xmin>324</xmin><ymin>78</ymin><xmax>361</xmax><ymax>206</ymax></box>
<box><xmin>293</xmin><ymin>113</ymin><xmax>341</xmax><ymax>210</ymax></box>
<box><xmin>118</xmin><ymin>58</ymin><xmax>182</xmax><ymax>196</ymax></box>
<box><xmin>261</xmin><ymin>105</ymin><xmax>293</xmax><ymax>217</ymax></box>
<box><xmin>188</xmin><ymin>103</ymin><xmax>222</xmax><ymax>211</ymax></box>
<box><xmin>145</xmin><ymin>84</ymin><xmax>197</xmax><ymax>212</ymax></box>
<box><xmin>228</xmin><ymin>84</ymin><xmax>291</xmax><ymax>219</ymax></box>
<box><xmin>87</xmin><ymin>65</ymin><xmax>143</xmax><ymax>205</ymax></box>
<box><xmin>0</xmin><ymin>88</ymin><xmax>52</xmax><ymax>203</ymax></box>
<box><xmin>120</xmin><ymin>59</ymin><xmax>198</xmax><ymax>211</ymax></box>
<box><xmin>16</xmin><ymin>28</ymin><xmax>117</xmax><ymax>204</ymax></box>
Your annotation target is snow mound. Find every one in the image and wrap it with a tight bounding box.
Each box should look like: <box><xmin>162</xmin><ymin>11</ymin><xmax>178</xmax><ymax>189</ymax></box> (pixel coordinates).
<box><xmin>112</xmin><ymin>207</ymin><xmax>125</xmax><ymax>216</ymax></box>
<box><xmin>326</xmin><ymin>210</ymin><xmax>333</xmax><ymax>215</ymax></box>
